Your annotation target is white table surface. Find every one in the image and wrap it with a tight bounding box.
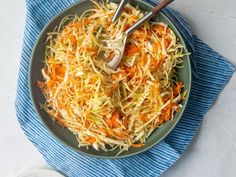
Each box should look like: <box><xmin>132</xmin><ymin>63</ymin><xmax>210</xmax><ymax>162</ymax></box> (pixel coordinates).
<box><xmin>0</xmin><ymin>0</ymin><xmax>235</xmax><ymax>176</ymax></box>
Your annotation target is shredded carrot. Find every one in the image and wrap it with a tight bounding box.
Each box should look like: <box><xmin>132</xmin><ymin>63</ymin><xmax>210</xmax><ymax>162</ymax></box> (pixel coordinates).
<box><xmin>154</xmin><ymin>24</ymin><xmax>165</xmax><ymax>35</ymax></box>
<box><xmin>125</xmin><ymin>65</ymin><xmax>137</xmax><ymax>79</ymax></box>
<box><xmin>111</xmin><ymin>110</ymin><xmax>120</xmax><ymax>128</ymax></box>
<box><xmin>153</xmin><ymin>41</ymin><xmax>161</xmax><ymax>53</ymax></box>
<box><xmin>125</xmin><ymin>44</ymin><xmax>140</xmax><ymax>57</ymax></box>
<box><xmin>86</xmin><ymin>47</ymin><xmax>96</xmax><ymax>52</ymax></box>
<box><xmin>123</xmin><ymin>7</ymin><xmax>133</xmax><ymax>14</ymax></box>
<box><xmin>161</xmin><ymin>104</ymin><xmax>171</xmax><ymax>121</ymax></box>
<box><xmin>84</xmin><ymin>119</ymin><xmax>90</xmax><ymax>129</ymax></box>
<box><xmin>112</xmin><ymin>71</ymin><xmax>126</xmax><ymax>80</ymax></box>
<box><xmin>122</xmin><ymin>24</ymin><xmax>130</xmax><ymax>32</ymax></box>
<box><xmin>85</xmin><ymin>137</ymin><xmax>96</xmax><ymax>143</ymax></box>
<box><xmin>164</xmin><ymin>37</ymin><xmax>171</xmax><ymax>48</ymax></box>
<box><xmin>68</xmin><ymin>34</ymin><xmax>76</xmax><ymax>44</ymax></box>
<box><xmin>47</xmin><ymin>80</ymin><xmax>55</xmax><ymax>89</ymax></box>
<box><xmin>83</xmin><ymin>18</ymin><xmax>91</xmax><ymax>25</ymax></box>
<box><xmin>55</xmin><ymin>113</ymin><xmax>66</xmax><ymax>126</ymax></box>
<box><xmin>114</xmin><ymin>132</ymin><xmax>129</xmax><ymax>139</ymax></box>
<box><xmin>139</xmin><ymin>56</ymin><xmax>147</xmax><ymax>67</ymax></box>
<box><xmin>105</xmin><ymin>52</ymin><xmax>115</xmax><ymax>61</ymax></box>
<box><xmin>140</xmin><ymin>114</ymin><xmax>148</xmax><ymax>123</ymax></box>
<box><xmin>104</xmin><ymin>117</ymin><xmax>113</xmax><ymax>128</ymax></box>
<box><xmin>132</xmin><ymin>143</ymin><xmax>145</xmax><ymax>148</ymax></box>
<box><xmin>173</xmin><ymin>82</ymin><xmax>184</xmax><ymax>96</ymax></box>
<box><xmin>123</xmin><ymin>116</ymin><xmax>129</xmax><ymax>129</ymax></box>
<box><xmin>152</xmin><ymin>83</ymin><xmax>160</xmax><ymax>95</ymax></box>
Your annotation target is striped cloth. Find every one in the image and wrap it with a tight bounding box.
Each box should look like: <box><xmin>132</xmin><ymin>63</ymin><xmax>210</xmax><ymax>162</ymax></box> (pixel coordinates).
<box><xmin>15</xmin><ymin>0</ymin><xmax>235</xmax><ymax>177</ymax></box>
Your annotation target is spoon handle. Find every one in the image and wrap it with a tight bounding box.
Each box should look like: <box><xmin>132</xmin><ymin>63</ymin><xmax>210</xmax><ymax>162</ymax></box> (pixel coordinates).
<box><xmin>112</xmin><ymin>0</ymin><xmax>129</xmax><ymax>23</ymax></box>
<box><xmin>125</xmin><ymin>0</ymin><xmax>174</xmax><ymax>35</ymax></box>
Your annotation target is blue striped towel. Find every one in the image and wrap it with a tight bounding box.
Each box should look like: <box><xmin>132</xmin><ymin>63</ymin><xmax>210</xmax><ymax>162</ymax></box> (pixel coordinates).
<box><xmin>16</xmin><ymin>0</ymin><xmax>235</xmax><ymax>177</ymax></box>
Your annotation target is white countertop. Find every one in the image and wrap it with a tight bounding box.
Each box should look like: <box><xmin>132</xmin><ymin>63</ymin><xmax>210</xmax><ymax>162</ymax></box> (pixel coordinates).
<box><xmin>0</xmin><ymin>0</ymin><xmax>235</xmax><ymax>176</ymax></box>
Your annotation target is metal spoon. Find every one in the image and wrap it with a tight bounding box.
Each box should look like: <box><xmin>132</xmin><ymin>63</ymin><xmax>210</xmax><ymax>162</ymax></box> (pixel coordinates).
<box><xmin>107</xmin><ymin>0</ymin><xmax>175</xmax><ymax>70</ymax></box>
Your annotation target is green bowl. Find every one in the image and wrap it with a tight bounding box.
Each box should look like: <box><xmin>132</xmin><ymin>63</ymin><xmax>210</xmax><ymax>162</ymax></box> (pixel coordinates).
<box><xmin>29</xmin><ymin>0</ymin><xmax>192</xmax><ymax>159</ymax></box>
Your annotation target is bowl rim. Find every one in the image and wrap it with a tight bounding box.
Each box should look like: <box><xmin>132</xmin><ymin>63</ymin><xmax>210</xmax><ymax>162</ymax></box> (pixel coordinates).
<box><xmin>29</xmin><ymin>0</ymin><xmax>192</xmax><ymax>159</ymax></box>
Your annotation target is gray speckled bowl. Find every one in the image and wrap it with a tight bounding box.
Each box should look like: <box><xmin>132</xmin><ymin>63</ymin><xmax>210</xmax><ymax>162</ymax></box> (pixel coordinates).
<box><xmin>29</xmin><ymin>0</ymin><xmax>191</xmax><ymax>159</ymax></box>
